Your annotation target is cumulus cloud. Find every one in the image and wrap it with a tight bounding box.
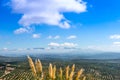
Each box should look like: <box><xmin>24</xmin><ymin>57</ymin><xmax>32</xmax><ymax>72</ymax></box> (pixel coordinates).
<box><xmin>47</xmin><ymin>35</ymin><xmax>60</xmax><ymax>39</ymax></box>
<box><xmin>48</xmin><ymin>42</ymin><xmax>60</xmax><ymax>47</ymax></box>
<box><xmin>14</xmin><ymin>28</ymin><xmax>29</xmax><ymax>34</ymax></box>
<box><xmin>10</xmin><ymin>0</ymin><xmax>87</xmax><ymax>29</ymax></box>
<box><xmin>2</xmin><ymin>48</ymin><xmax>8</xmax><ymax>51</ymax></box>
<box><xmin>3</xmin><ymin>48</ymin><xmax>8</xmax><ymax>50</ymax></box>
<box><xmin>32</xmin><ymin>34</ymin><xmax>41</xmax><ymax>38</ymax></box>
<box><xmin>110</xmin><ymin>34</ymin><xmax>120</xmax><ymax>39</ymax></box>
<box><xmin>113</xmin><ymin>42</ymin><xmax>120</xmax><ymax>46</ymax></box>
<box><xmin>87</xmin><ymin>44</ymin><xmax>120</xmax><ymax>52</ymax></box>
<box><xmin>61</xmin><ymin>42</ymin><xmax>77</xmax><ymax>47</ymax></box>
<box><xmin>48</xmin><ymin>42</ymin><xmax>77</xmax><ymax>48</ymax></box>
<box><xmin>67</xmin><ymin>35</ymin><xmax>77</xmax><ymax>39</ymax></box>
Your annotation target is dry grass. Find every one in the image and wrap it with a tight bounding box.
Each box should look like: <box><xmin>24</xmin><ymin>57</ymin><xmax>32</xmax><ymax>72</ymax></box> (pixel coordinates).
<box><xmin>28</xmin><ymin>56</ymin><xmax>86</xmax><ymax>80</ymax></box>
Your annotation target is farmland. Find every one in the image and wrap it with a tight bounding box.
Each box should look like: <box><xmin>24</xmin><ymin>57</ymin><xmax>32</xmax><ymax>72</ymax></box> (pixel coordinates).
<box><xmin>0</xmin><ymin>55</ymin><xmax>120</xmax><ymax>80</ymax></box>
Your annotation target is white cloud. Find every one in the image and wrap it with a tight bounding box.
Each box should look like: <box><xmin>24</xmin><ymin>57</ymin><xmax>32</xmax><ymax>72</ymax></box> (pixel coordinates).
<box><xmin>113</xmin><ymin>42</ymin><xmax>120</xmax><ymax>46</ymax></box>
<box><xmin>110</xmin><ymin>34</ymin><xmax>120</xmax><ymax>39</ymax></box>
<box><xmin>32</xmin><ymin>34</ymin><xmax>41</xmax><ymax>38</ymax></box>
<box><xmin>47</xmin><ymin>35</ymin><xmax>60</xmax><ymax>39</ymax></box>
<box><xmin>87</xmin><ymin>45</ymin><xmax>104</xmax><ymax>51</ymax></box>
<box><xmin>48</xmin><ymin>42</ymin><xmax>77</xmax><ymax>48</ymax></box>
<box><xmin>48</xmin><ymin>42</ymin><xmax>60</xmax><ymax>47</ymax></box>
<box><xmin>2</xmin><ymin>48</ymin><xmax>8</xmax><ymax>51</ymax></box>
<box><xmin>10</xmin><ymin>0</ymin><xmax>87</xmax><ymax>29</ymax></box>
<box><xmin>86</xmin><ymin>44</ymin><xmax>120</xmax><ymax>52</ymax></box>
<box><xmin>14</xmin><ymin>28</ymin><xmax>28</xmax><ymax>34</ymax></box>
<box><xmin>54</xmin><ymin>35</ymin><xmax>60</xmax><ymax>39</ymax></box>
<box><xmin>61</xmin><ymin>42</ymin><xmax>77</xmax><ymax>47</ymax></box>
<box><xmin>67</xmin><ymin>35</ymin><xmax>77</xmax><ymax>39</ymax></box>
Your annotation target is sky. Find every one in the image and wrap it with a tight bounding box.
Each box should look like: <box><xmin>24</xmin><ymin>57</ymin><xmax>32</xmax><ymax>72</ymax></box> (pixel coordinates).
<box><xmin>1</xmin><ymin>0</ymin><xmax>120</xmax><ymax>54</ymax></box>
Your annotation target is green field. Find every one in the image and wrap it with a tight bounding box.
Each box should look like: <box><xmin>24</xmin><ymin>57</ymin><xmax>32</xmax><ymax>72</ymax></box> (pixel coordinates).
<box><xmin>0</xmin><ymin>57</ymin><xmax>120</xmax><ymax>80</ymax></box>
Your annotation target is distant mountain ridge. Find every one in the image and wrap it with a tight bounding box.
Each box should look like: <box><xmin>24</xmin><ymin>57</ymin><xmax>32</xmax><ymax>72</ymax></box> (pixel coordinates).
<box><xmin>0</xmin><ymin>56</ymin><xmax>26</xmax><ymax>62</ymax></box>
<box><xmin>0</xmin><ymin>52</ymin><xmax>120</xmax><ymax>60</ymax></box>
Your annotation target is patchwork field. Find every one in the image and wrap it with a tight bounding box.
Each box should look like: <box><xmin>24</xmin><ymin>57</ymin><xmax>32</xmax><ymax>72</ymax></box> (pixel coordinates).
<box><xmin>0</xmin><ymin>56</ymin><xmax>120</xmax><ymax>80</ymax></box>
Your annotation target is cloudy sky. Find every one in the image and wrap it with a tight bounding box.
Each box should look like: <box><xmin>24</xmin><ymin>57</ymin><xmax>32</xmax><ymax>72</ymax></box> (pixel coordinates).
<box><xmin>1</xmin><ymin>0</ymin><xmax>120</xmax><ymax>53</ymax></box>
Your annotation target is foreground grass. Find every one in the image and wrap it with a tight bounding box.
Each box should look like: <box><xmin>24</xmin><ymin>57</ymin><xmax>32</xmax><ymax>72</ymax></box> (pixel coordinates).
<box><xmin>1</xmin><ymin>57</ymin><xmax>119</xmax><ymax>80</ymax></box>
<box><xmin>28</xmin><ymin>56</ymin><xmax>86</xmax><ymax>80</ymax></box>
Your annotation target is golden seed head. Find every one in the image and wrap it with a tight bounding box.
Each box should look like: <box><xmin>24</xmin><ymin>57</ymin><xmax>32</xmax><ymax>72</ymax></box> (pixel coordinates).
<box><xmin>52</xmin><ymin>65</ymin><xmax>56</xmax><ymax>79</ymax></box>
<box><xmin>37</xmin><ymin>59</ymin><xmax>43</xmax><ymax>72</ymax></box>
<box><xmin>27</xmin><ymin>56</ymin><xmax>37</xmax><ymax>77</ymax></box>
<box><xmin>69</xmin><ymin>71</ymin><xmax>74</xmax><ymax>80</ymax></box>
<box><xmin>49</xmin><ymin>63</ymin><xmax>53</xmax><ymax>78</ymax></box>
<box><xmin>66</xmin><ymin>65</ymin><xmax>70</xmax><ymax>80</ymax></box>
<box><xmin>72</xmin><ymin>64</ymin><xmax>75</xmax><ymax>72</ymax></box>
<box><xmin>69</xmin><ymin>64</ymin><xmax>75</xmax><ymax>80</ymax></box>
<box><xmin>28</xmin><ymin>56</ymin><xmax>85</xmax><ymax>80</ymax></box>
<box><xmin>83</xmin><ymin>76</ymin><xmax>86</xmax><ymax>80</ymax></box>
<box><xmin>75</xmin><ymin>68</ymin><xmax>84</xmax><ymax>80</ymax></box>
<box><xmin>59</xmin><ymin>67</ymin><xmax>63</xmax><ymax>80</ymax></box>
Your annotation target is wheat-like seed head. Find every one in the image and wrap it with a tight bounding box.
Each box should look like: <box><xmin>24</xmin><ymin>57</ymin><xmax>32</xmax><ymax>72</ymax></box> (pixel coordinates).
<box><xmin>72</xmin><ymin>64</ymin><xmax>75</xmax><ymax>72</ymax></box>
<box><xmin>28</xmin><ymin>56</ymin><xmax>86</xmax><ymax>80</ymax></box>
<box><xmin>83</xmin><ymin>76</ymin><xmax>86</xmax><ymax>80</ymax></box>
<box><xmin>37</xmin><ymin>59</ymin><xmax>43</xmax><ymax>73</ymax></box>
<box><xmin>75</xmin><ymin>68</ymin><xmax>84</xmax><ymax>80</ymax></box>
<box><xmin>52</xmin><ymin>65</ymin><xmax>56</xmax><ymax>79</ymax></box>
<box><xmin>66</xmin><ymin>65</ymin><xmax>69</xmax><ymax>80</ymax></box>
<box><xmin>59</xmin><ymin>67</ymin><xmax>63</xmax><ymax>80</ymax></box>
<box><xmin>69</xmin><ymin>64</ymin><xmax>75</xmax><ymax>80</ymax></box>
<box><xmin>35</xmin><ymin>60</ymin><xmax>38</xmax><ymax>73</ymax></box>
<box><xmin>27</xmin><ymin>56</ymin><xmax>37</xmax><ymax>77</ymax></box>
<box><xmin>41</xmin><ymin>72</ymin><xmax>44</xmax><ymax>80</ymax></box>
<box><xmin>69</xmin><ymin>71</ymin><xmax>74</xmax><ymax>80</ymax></box>
<box><xmin>49</xmin><ymin>63</ymin><xmax>53</xmax><ymax>78</ymax></box>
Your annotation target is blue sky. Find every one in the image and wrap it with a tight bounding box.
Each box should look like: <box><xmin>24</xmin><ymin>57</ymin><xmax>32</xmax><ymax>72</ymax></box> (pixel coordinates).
<box><xmin>1</xmin><ymin>0</ymin><xmax>120</xmax><ymax>53</ymax></box>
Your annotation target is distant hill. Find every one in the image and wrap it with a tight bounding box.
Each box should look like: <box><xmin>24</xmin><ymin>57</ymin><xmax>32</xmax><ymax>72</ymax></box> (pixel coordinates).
<box><xmin>27</xmin><ymin>52</ymin><xmax>120</xmax><ymax>60</ymax></box>
<box><xmin>82</xmin><ymin>52</ymin><xmax>120</xmax><ymax>59</ymax></box>
<box><xmin>0</xmin><ymin>52</ymin><xmax>120</xmax><ymax>62</ymax></box>
<box><xmin>0</xmin><ymin>56</ymin><xmax>27</xmax><ymax>62</ymax></box>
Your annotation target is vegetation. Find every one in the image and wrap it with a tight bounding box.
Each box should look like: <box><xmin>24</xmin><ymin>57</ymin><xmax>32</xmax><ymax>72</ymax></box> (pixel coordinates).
<box><xmin>28</xmin><ymin>56</ymin><xmax>85</xmax><ymax>80</ymax></box>
<box><xmin>0</xmin><ymin>56</ymin><xmax>120</xmax><ymax>80</ymax></box>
